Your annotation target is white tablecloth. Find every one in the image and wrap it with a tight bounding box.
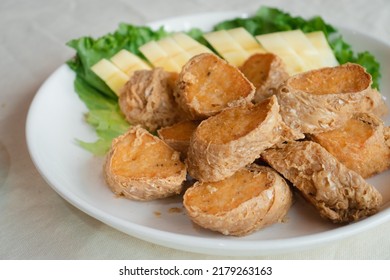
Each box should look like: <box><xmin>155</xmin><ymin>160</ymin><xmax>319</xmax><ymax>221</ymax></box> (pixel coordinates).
<box><xmin>1</xmin><ymin>0</ymin><xmax>389</xmax><ymax>259</ymax></box>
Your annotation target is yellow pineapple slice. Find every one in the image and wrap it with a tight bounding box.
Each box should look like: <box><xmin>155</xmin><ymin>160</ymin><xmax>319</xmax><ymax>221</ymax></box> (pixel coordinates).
<box><xmin>170</xmin><ymin>32</ymin><xmax>212</xmax><ymax>57</ymax></box>
<box><xmin>139</xmin><ymin>40</ymin><xmax>181</xmax><ymax>72</ymax></box>
<box><xmin>306</xmin><ymin>31</ymin><xmax>339</xmax><ymax>67</ymax></box>
<box><xmin>91</xmin><ymin>59</ymin><xmax>129</xmax><ymax>95</ymax></box>
<box><xmin>203</xmin><ymin>30</ymin><xmax>249</xmax><ymax>66</ymax></box>
<box><xmin>227</xmin><ymin>27</ymin><xmax>266</xmax><ymax>55</ymax></box>
<box><xmin>279</xmin><ymin>29</ymin><xmax>324</xmax><ymax>70</ymax></box>
<box><xmin>110</xmin><ymin>49</ymin><xmax>151</xmax><ymax>76</ymax></box>
<box><xmin>255</xmin><ymin>32</ymin><xmax>306</xmax><ymax>75</ymax></box>
<box><xmin>157</xmin><ymin>37</ymin><xmax>191</xmax><ymax>68</ymax></box>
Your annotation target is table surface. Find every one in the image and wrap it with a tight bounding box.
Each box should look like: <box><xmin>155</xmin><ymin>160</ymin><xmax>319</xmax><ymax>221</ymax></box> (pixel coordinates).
<box><xmin>1</xmin><ymin>0</ymin><xmax>390</xmax><ymax>259</ymax></box>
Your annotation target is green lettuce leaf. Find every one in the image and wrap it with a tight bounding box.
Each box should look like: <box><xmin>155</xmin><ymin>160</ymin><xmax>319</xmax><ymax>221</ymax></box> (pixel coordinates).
<box><xmin>214</xmin><ymin>7</ymin><xmax>336</xmax><ymax>37</ymax></box>
<box><xmin>73</xmin><ymin>76</ymin><xmax>130</xmax><ymax>155</ymax></box>
<box><xmin>67</xmin><ymin>24</ymin><xmax>171</xmax><ymax>155</ymax></box>
<box><xmin>329</xmin><ymin>36</ymin><xmax>380</xmax><ymax>88</ymax></box>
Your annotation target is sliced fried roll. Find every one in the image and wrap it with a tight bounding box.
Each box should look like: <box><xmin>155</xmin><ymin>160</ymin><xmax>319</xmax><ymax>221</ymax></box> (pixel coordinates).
<box><xmin>276</xmin><ymin>63</ymin><xmax>387</xmax><ymax>134</ymax></box>
<box><xmin>119</xmin><ymin>68</ymin><xmax>181</xmax><ymax>131</ymax></box>
<box><xmin>240</xmin><ymin>53</ymin><xmax>289</xmax><ymax>103</ymax></box>
<box><xmin>183</xmin><ymin>165</ymin><xmax>292</xmax><ymax>236</ymax></box>
<box><xmin>262</xmin><ymin>141</ymin><xmax>382</xmax><ymax>223</ymax></box>
<box><xmin>104</xmin><ymin>126</ymin><xmax>187</xmax><ymax>201</ymax></box>
<box><xmin>174</xmin><ymin>53</ymin><xmax>255</xmax><ymax>120</ymax></box>
<box><xmin>310</xmin><ymin>113</ymin><xmax>390</xmax><ymax>178</ymax></box>
<box><xmin>157</xmin><ymin>120</ymin><xmax>200</xmax><ymax>156</ymax></box>
<box><xmin>186</xmin><ymin>95</ymin><xmax>303</xmax><ymax>182</ymax></box>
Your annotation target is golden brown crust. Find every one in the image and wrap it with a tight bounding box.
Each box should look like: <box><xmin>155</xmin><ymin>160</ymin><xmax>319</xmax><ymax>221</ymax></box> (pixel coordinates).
<box><xmin>183</xmin><ymin>164</ymin><xmax>293</xmax><ymax>236</ymax></box>
<box><xmin>309</xmin><ymin>113</ymin><xmax>390</xmax><ymax>178</ymax></box>
<box><xmin>385</xmin><ymin>127</ymin><xmax>390</xmax><ymax>146</ymax></box>
<box><xmin>261</xmin><ymin>141</ymin><xmax>382</xmax><ymax>223</ymax></box>
<box><xmin>276</xmin><ymin>63</ymin><xmax>387</xmax><ymax>134</ymax></box>
<box><xmin>119</xmin><ymin>68</ymin><xmax>182</xmax><ymax>131</ymax></box>
<box><xmin>240</xmin><ymin>53</ymin><xmax>289</xmax><ymax>103</ymax></box>
<box><xmin>174</xmin><ymin>53</ymin><xmax>255</xmax><ymax>120</ymax></box>
<box><xmin>186</xmin><ymin>95</ymin><xmax>304</xmax><ymax>182</ymax></box>
<box><xmin>104</xmin><ymin>126</ymin><xmax>187</xmax><ymax>201</ymax></box>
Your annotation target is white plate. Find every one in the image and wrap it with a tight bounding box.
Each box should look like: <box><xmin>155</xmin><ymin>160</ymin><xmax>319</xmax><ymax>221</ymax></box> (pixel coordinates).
<box><xmin>26</xmin><ymin>12</ymin><xmax>390</xmax><ymax>256</ymax></box>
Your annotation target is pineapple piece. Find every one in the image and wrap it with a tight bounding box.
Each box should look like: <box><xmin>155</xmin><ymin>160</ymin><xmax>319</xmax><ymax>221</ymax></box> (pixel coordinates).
<box><xmin>220</xmin><ymin>51</ymin><xmax>250</xmax><ymax>67</ymax></box>
<box><xmin>157</xmin><ymin>37</ymin><xmax>191</xmax><ymax>68</ymax></box>
<box><xmin>255</xmin><ymin>30</ymin><xmax>339</xmax><ymax>74</ymax></box>
<box><xmin>203</xmin><ymin>30</ymin><xmax>242</xmax><ymax>53</ymax></box>
<box><xmin>185</xmin><ymin>45</ymin><xmax>213</xmax><ymax>57</ymax></box>
<box><xmin>91</xmin><ymin>59</ymin><xmax>129</xmax><ymax>95</ymax></box>
<box><xmin>171</xmin><ymin>33</ymin><xmax>212</xmax><ymax>56</ymax></box>
<box><xmin>255</xmin><ymin>32</ymin><xmax>307</xmax><ymax>75</ymax></box>
<box><xmin>227</xmin><ymin>27</ymin><xmax>266</xmax><ymax>55</ymax></box>
<box><xmin>110</xmin><ymin>49</ymin><xmax>151</xmax><ymax>76</ymax></box>
<box><xmin>278</xmin><ymin>30</ymin><xmax>324</xmax><ymax>70</ymax></box>
<box><xmin>171</xmin><ymin>32</ymin><xmax>200</xmax><ymax>49</ymax></box>
<box><xmin>203</xmin><ymin>30</ymin><xmax>249</xmax><ymax>66</ymax></box>
<box><xmin>91</xmin><ymin>59</ymin><xmax>125</xmax><ymax>81</ymax></box>
<box><xmin>139</xmin><ymin>40</ymin><xmax>181</xmax><ymax>72</ymax></box>
<box><xmin>105</xmin><ymin>74</ymin><xmax>130</xmax><ymax>96</ymax></box>
<box><xmin>306</xmin><ymin>31</ymin><xmax>339</xmax><ymax>67</ymax></box>
<box><xmin>139</xmin><ymin>33</ymin><xmax>213</xmax><ymax>72</ymax></box>
<box><xmin>203</xmin><ymin>28</ymin><xmax>265</xmax><ymax>66</ymax></box>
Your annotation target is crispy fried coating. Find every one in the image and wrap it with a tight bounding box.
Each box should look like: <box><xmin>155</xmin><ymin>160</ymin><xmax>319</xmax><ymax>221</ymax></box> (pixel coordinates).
<box><xmin>276</xmin><ymin>63</ymin><xmax>387</xmax><ymax>134</ymax></box>
<box><xmin>174</xmin><ymin>53</ymin><xmax>255</xmax><ymax>120</ymax></box>
<box><xmin>183</xmin><ymin>164</ymin><xmax>292</xmax><ymax>236</ymax></box>
<box><xmin>119</xmin><ymin>68</ymin><xmax>182</xmax><ymax>131</ymax></box>
<box><xmin>240</xmin><ymin>53</ymin><xmax>289</xmax><ymax>103</ymax></box>
<box><xmin>186</xmin><ymin>96</ymin><xmax>303</xmax><ymax>182</ymax></box>
<box><xmin>309</xmin><ymin>113</ymin><xmax>390</xmax><ymax>178</ymax></box>
<box><xmin>104</xmin><ymin>126</ymin><xmax>186</xmax><ymax>201</ymax></box>
<box><xmin>262</xmin><ymin>141</ymin><xmax>382</xmax><ymax>223</ymax></box>
<box><xmin>157</xmin><ymin>120</ymin><xmax>200</xmax><ymax>157</ymax></box>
